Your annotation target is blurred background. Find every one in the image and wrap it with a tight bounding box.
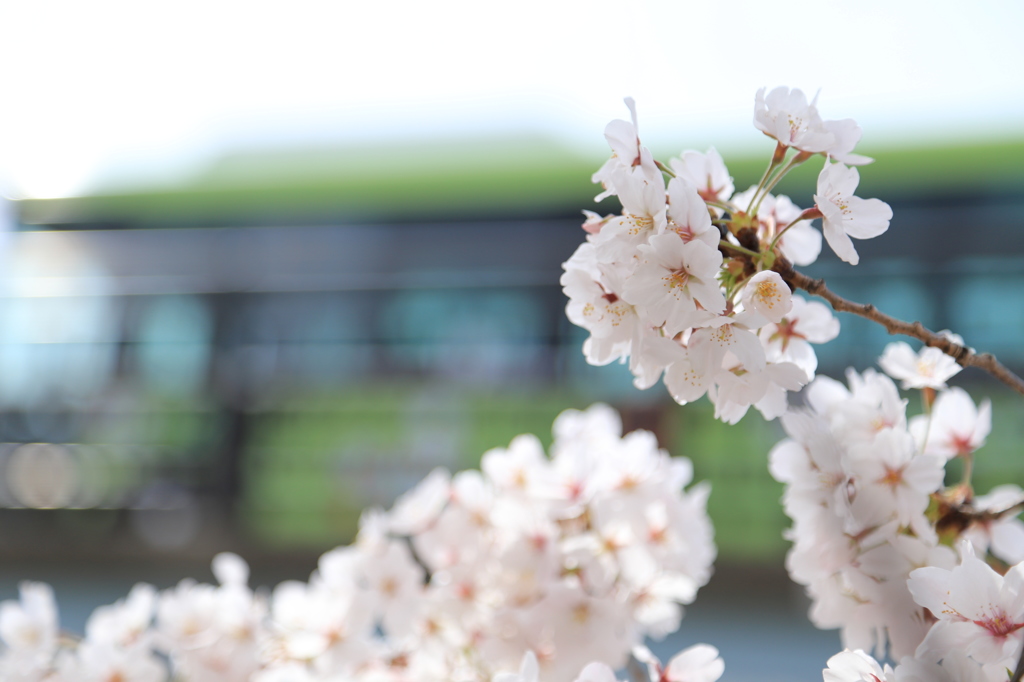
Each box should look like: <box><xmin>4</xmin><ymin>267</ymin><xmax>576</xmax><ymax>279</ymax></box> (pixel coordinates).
<box><xmin>0</xmin><ymin>0</ymin><xmax>1022</xmax><ymax>678</ymax></box>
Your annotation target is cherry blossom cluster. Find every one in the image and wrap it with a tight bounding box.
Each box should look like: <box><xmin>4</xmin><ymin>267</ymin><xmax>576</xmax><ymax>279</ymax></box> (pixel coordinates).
<box><xmin>562</xmin><ymin>86</ymin><xmax>894</xmax><ymax>422</ymax></box>
<box><xmin>496</xmin><ymin>643</ymin><xmax>724</xmax><ymax>682</ymax></box>
<box><xmin>770</xmin><ymin>340</ymin><xmax>1024</xmax><ymax>679</ymax></box>
<box><xmin>0</xmin><ymin>405</ymin><xmax>719</xmax><ymax>682</ymax></box>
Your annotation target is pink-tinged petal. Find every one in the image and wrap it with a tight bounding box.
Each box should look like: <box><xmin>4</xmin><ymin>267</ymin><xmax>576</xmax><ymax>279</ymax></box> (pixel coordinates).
<box><xmin>614</xmin><ymin>165</ymin><xmax>666</xmax><ymax>220</ymax></box>
<box><xmin>583</xmin><ymin>335</ymin><xmax>629</xmax><ymax>366</ymax></box>
<box><xmin>388</xmin><ymin>467</ymin><xmax>450</xmax><ymax>534</ymax></box>
<box><xmin>667</xmin><ymin>177</ymin><xmax>714</xmax><ymax>238</ymax></box>
<box><xmin>630</xmin><ymin>330</ymin><xmax>685</xmax><ymax>390</ymax></box>
<box><xmin>685</xmin><ymin>327</ymin><xmax>719</xmax><ymax>376</ymax></box>
<box><xmin>844</xmin><ymin>197</ymin><xmax>892</xmax><ymax>238</ymax></box>
<box><xmin>767</xmin><ymin>361</ymin><xmax>809</xmax><ymax>390</ymax></box>
<box><xmin>779</xmin><ymin>222</ymin><xmax>822</xmax><ymax>266</ymax></box>
<box><xmin>976</xmin><ymin>399</ymin><xmax>993</xmax><ymax>445</ymax></box>
<box><xmin>821</xmin><ymin>161</ymin><xmax>861</xmax><ymax>198</ymax></box>
<box><xmin>965</xmin><ymin>622</ymin><xmax>1024</xmax><ymax>664</ymax></box>
<box><xmin>823</xmin><ymin>649</ymin><xmax>889</xmax><ymax>682</ymax></box>
<box><xmin>825</xmin><ymin>118</ymin><xmax>874</xmax><ymax>166</ymax></box>
<box><xmin>670</xmin><ymin>148</ymin><xmax>735</xmax><ymax>204</ymax></box>
<box><xmin>767</xmin><ymin>439</ymin><xmax>807</xmax><ymax>484</ymax></box>
<box><xmin>915</xmin><ymin>620</ymin><xmax>976</xmax><ymax>662</ymax></box>
<box><xmin>1003</xmin><ymin>562</ymin><xmax>1024</xmax><ymax>616</ymax></box>
<box><xmin>572</xmin><ymin>662</ymin><xmax>619</xmax><ymax>682</ymax></box>
<box><xmin>820</xmin><ymin>212</ymin><xmax>860</xmax><ymax>265</ymax></box>
<box><xmin>729</xmin><ymin>326</ymin><xmax>768</xmax><ymax>371</ymax></box>
<box><xmin>624</xmin><ymin>96</ymin><xmax>639</xmax><ymax>130</ymax></box>
<box><xmin>664</xmin><ymin>643</ymin><xmax>723</xmax><ymax>682</ymax></box>
<box><xmin>754</xmin><ymin>384</ymin><xmax>788</xmax><ymax>420</ymax></box>
<box><xmin>991</xmin><ymin>520</ymin><xmax>1024</xmax><ymax>565</ymax></box>
<box><xmin>947</xmin><ymin>551</ymin><xmax>1004</xmax><ymax>619</ymax></box>
<box><xmin>902</xmin><ymin>453</ymin><xmax>945</xmax><ymax>492</ymax></box>
<box><xmin>679</xmin><ymin>239</ymin><xmax>723</xmax><ymax>278</ymax></box>
<box><xmin>604</xmin><ymin>119</ymin><xmax>638</xmax><ymax>164</ymax></box>
<box><xmin>793</xmin><ymin>298</ymin><xmax>841</xmax><ymax>342</ymax></box>
<box><xmin>741</xmin><ymin>271</ymin><xmax>792</xmax><ymax>323</ymax></box>
<box><xmin>664</xmin><ymin>356</ymin><xmax>711</xmax><ymax>403</ymax></box>
<box><xmin>688</xmin><ymin>278</ymin><xmax>727</xmax><ymax>315</ymax></box>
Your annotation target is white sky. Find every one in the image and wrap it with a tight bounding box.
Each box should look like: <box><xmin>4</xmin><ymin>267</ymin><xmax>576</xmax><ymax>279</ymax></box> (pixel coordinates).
<box><xmin>1</xmin><ymin>0</ymin><xmax>1022</xmax><ymax>198</ymax></box>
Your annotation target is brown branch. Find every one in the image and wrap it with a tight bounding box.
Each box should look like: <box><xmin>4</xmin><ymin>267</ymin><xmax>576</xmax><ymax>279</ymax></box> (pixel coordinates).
<box><xmin>772</xmin><ymin>257</ymin><xmax>1024</xmax><ymax>397</ymax></box>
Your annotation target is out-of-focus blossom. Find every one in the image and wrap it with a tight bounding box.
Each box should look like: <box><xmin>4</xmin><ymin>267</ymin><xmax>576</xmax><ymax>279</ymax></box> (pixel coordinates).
<box><xmin>878</xmin><ymin>341</ymin><xmax>962</xmax><ymax>390</ymax></box>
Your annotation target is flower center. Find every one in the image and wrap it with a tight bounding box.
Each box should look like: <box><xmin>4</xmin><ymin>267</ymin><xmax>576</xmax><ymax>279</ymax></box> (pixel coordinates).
<box><xmin>664</xmin><ymin>270</ymin><xmax>689</xmax><ymax>289</ymax></box>
<box><xmin>627</xmin><ymin>214</ymin><xmax>653</xmax><ymax>235</ymax></box>
<box><xmin>771</xmin><ymin>318</ymin><xmax>806</xmax><ymax>352</ymax></box>
<box><xmin>878</xmin><ymin>465</ymin><xmax>905</xmax><ymax>490</ymax></box>
<box><xmin>950</xmin><ymin>433</ymin><xmax>974</xmax><ymax>455</ymax></box>
<box><xmin>714</xmin><ymin>326</ymin><xmax>734</xmax><ymax>344</ymax></box>
<box><xmin>756</xmin><ymin>280</ymin><xmax>779</xmax><ymax>306</ymax></box>
<box><xmin>787</xmin><ymin>115</ymin><xmax>805</xmax><ymax>142</ymax></box>
<box><xmin>915</xmin><ymin>358</ymin><xmax>936</xmax><ymax>377</ymax></box>
<box><xmin>974</xmin><ymin>609</ymin><xmax>1024</xmax><ymax>638</ymax></box>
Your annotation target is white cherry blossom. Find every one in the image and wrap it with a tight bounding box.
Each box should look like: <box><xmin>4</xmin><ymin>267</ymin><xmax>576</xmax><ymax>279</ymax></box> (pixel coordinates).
<box><xmin>759</xmin><ymin>295</ymin><xmax>840</xmax><ymax>379</ymax></box>
<box><xmin>62</xmin><ymin>641</ymin><xmax>166</xmax><ymax>682</ymax></box>
<box><xmin>631</xmin><ymin>644</ymin><xmax>724</xmax><ymax>682</ymax></box>
<box><xmin>754</xmin><ymin>86</ymin><xmax>834</xmax><ymax>152</ymax></box>
<box><xmin>824</xmin><ymin>118</ymin><xmax>873</xmax><ymax>166</ymax></box>
<box><xmin>813</xmin><ymin>160</ymin><xmax>892</xmax><ymax>265</ymax></box>
<box><xmin>605</xmin><ymin>97</ymin><xmax>644</xmax><ymax>168</ymax></box>
<box><xmin>388</xmin><ymin>466</ymin><xmax>451</xmax><ymax>535</ymax></box>
<box><xmin>663</xmin><ymin>349</ymin><xmax>715</xmax><ymax>405</ymax></box>
<box><xmin>709</xmin><ymin>360</ymin><xmax>808</xmax><ymax>423</ymax></box>
<box><xmin>665</xmin><ymin>177</ymin><xmax>718</xmax><ymax>248</ymax></box>
<box><xmin>844</xmin><ymin>428</ymin><xmax>944</xmax><ymax>532</ymax></box>
<box><xmin>908</xmin><ymin>543</ymin><xmax>1024</xmax><ymax>666</ymax></box>
<box><xmin>909</xmin><ymin>386</ymin><xmax>990</xmax><ymax>458</ymax></box>
<box><xmin>594</xmin><ymin>165</ymin><xmax>668</xmax><ymax>264</ymax></box>
<box><xmin>623</xmin><ymin>233</ymin><xmax>724</xmax><ymax>336</ymax></box>
<box><xmin>493</xmin><ymin>650</ymin><xmax>539</xmax><ymax>682</ymax></box>
<box><xmin>878</xmin><ymin>341</ymin><xmax>962</xmax><ymax>390</ymax></box>
<box><xmin>740</xmin><ymin>270</ymin><xmax>792</xmax><ymax>323</ymax></box>
<box><xmin>668</xmin><ymin>148</ymin><xmax>734</xmax><ymax>205</ymax></box>
<box><xmin>823</xmin><ymin>649</ymin><xmax>894</xmax><ymax>682</ymax></box>
<box><xmin>592</xmin><ymin>97</ymin><xmax>660</xmax><ymax>201</ymax></box>
<box><xmin>573</xmin><ymin>661</ymin><xmax>622</xmax><ymax>682</ymax></box>
<box><xmin>582</xmin><ymin>210</ymin><xmax>615</xmax><ymax>235</ymax></box>
<box><xmin>0</xmin><ymin>582</ymin><xmax>58</xmax><ymax>661</ymax></box>
<box><xmin>561</xmin><ymin>263</ymin><xmax>641</xmax><ymax>366</ymax></box>
<box><xmin>961</xmin><ymin>485</ymin><xmax>1024</xmax><ymax>566</ymax></box>
<box><xmin>628</xmin><ymin>329</ymin><xmax>686</xmax><ymax>391</ymax></box>
<box><xmin>661</xmin><ymin>643</ymin><xmax>724</xmax><ymax>682</ymax></box>
<box><xmin>687</xmin><ymin>315</ymin><xmax>766</xmax><ymax>377</ymax></box>
<box><xmin>84</xmin><ymin>583</ymin><xmax>156</xmax><ymax>649</ymax></box>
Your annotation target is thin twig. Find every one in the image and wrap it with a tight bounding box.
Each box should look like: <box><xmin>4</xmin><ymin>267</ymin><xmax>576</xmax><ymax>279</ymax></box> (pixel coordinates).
<box><xmin>1011</xmin><ymin>644</ymin><xmax>1024</xmax><ymax>682</ymax></box>
<box><xmin>772</xmin><ymin>257</ymin><xmax>1024</xmax><ymax>397</ymax></box>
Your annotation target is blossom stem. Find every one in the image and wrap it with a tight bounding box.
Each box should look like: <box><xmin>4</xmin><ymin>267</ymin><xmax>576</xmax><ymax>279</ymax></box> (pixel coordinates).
<box><xmin>655</xmin><ymin>159</ymin><xmax>677</xmax><ymax>178</ymax></box>
<box><xmin>748</xmin><ymin>144</ymin><xmax>786</xmax><ymax>215</ymax></box>
<box><xmin>960</xmin><ymin>451</ymin><xmax>974</xmax><ymax>487</ymax></box>
<box><xmin>773</xmin><ymin>257</ymin><xmax>1024</xmax><ymax>396</ymax></box>
<box><xmin>720</xmin><ymin>239</ymin><xmax>760</xmax><ymax>258</ymax></box>
<box><xmin>766</xmin><ymin>207</ymin><xmax>824</xmax><ymax>254</ymax></box>
<box><xmin>704</xmin><ymin>198</ymin><xmax>734</xmax><ymax>213</ymax></box>
<box><xmin>750</xmin><ymin>151</ymin><xmax>813</xmax><ymax>217</ymax></box>
<box><xmin>918</xmin><ymin>399</ymin><xmax>934</xmax><ymax>455</ymax></box>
